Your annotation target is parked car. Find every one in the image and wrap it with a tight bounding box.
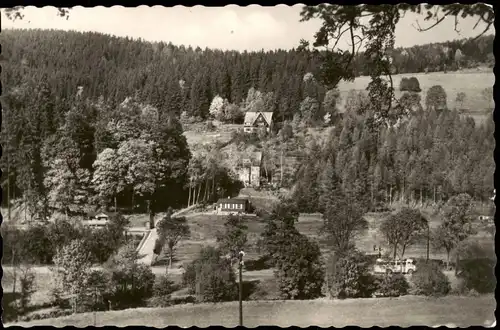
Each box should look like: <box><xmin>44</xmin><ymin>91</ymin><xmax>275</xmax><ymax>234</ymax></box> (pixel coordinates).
<box><xmin>373</xmin><ymin>258</ymin><xmax>417</xmax><ymax>275</ymax></box>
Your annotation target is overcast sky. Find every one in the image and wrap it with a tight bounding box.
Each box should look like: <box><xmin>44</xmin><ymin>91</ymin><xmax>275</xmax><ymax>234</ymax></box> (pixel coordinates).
<box><xmin>1</xmin><ymin>5</ymin><xmax>495</xmax><ymax>51</ymax></box>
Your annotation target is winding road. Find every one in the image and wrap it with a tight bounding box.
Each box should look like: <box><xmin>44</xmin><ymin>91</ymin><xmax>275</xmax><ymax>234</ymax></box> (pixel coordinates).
<box><xmin>136</xmin><ymin>205</ymin><xmax>199</xmax><ymax>265</ymax></box>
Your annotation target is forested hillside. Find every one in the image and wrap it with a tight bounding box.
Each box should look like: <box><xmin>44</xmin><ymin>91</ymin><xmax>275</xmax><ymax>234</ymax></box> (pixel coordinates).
<box><xmin>0</xmin><ymin>28</ymin><xmax>494</xmax><ymax>119</ymax></box>
<box><xmin>0</xmin><ymin>29</ymin><xmax>495</xmax><ymax>221</ymax></box>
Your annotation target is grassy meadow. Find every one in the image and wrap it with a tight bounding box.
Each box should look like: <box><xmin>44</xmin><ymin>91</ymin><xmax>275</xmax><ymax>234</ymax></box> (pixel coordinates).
<box><xmin>155</xmin><ymin>205</ymin><xmax>494</xmax><ymax>272</ymax></box>
<box><xmin>337</xmin><ymin>71</ymin><xmax>494</xmax><ymax>123</ymax></box>
<box><xmin>6</xmin><ymin>295</ymin><xmax>495</xmax><ymax>327</ymax></box>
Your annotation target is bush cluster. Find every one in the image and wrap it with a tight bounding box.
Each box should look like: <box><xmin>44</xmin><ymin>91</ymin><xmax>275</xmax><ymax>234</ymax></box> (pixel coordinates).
<box><xmin>399</xmin><ymin>77</ymin><xmax>422</xmax><ymax>92</ymax></box>
<box><xmin>182</xmin><ymin>246</ymin><xmax>238</xmax><ymax>303</ymax></box>
<box><xmin>411</xmin><ymin>262</ymin><xmax>451</xmax><ymax>296</ymax></box>
<box><xmin>18</xmin><ymin>309</ymin><xmax>73</xmax><ymax>322</ymax></box>
<box><xmin>1</xmin><ymin>215</ymin><xmax>130</xmax><ymax>265</ymax></box>
<box><xmin>325</xmin><ymin>250</ymin><xmax>378</xmax><ymax>299</ymax></box>
<box><xmin>374</xmin><ymin>273</ymin><xmax>410</xmax><ymax>297</ymax></box>
<box><xmin>458</xmin><ymin>257</ymin><xmax>496</xmax><ymax>294</ymax></box>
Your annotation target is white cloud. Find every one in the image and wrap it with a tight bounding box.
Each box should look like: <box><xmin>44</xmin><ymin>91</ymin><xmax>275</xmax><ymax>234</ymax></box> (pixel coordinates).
<box><xmin>1</xmin><ymin>5</ymin><xmax>494</xmax><ymax>52</ymax></box>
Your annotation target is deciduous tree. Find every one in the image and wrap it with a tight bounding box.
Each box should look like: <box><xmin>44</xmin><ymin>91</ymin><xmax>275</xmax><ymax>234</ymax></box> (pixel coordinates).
<box><xmin>155</xmin><ymin>208</ymin><xmax>191</xmax><ymax>270</ymax></box>
<box><xmin>380</xmin><ymin>207</ymin><xmax>428</xmax><ymax>259</ymax></box>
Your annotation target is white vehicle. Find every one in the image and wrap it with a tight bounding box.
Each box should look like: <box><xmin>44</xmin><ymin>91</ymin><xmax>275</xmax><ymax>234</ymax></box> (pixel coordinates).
<box><xmin>373</xmin><ymin>258</ymin><xmax>417</xmax><ymax>275</ymax></box>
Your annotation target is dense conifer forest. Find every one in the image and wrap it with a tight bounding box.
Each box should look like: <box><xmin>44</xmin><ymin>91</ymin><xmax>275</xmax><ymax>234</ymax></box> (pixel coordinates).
<box><xmin>0</xmin><ymin>29</ymin><xmax>494</xmax><ymax>220</ymax></box>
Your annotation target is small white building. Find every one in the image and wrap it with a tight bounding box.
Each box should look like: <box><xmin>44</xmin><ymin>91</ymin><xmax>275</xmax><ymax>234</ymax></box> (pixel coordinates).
<box><xmin>237</xmin><ymin>152</ymin><xmax>262</xmax><ymax>188</ymax></box>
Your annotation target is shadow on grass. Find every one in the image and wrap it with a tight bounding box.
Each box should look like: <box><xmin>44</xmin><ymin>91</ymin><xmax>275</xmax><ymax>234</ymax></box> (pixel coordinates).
<box><xmin>151</xmin><ymin>254</ymin><xmax>183</xmax><ymax>267</ymax></box>
<box><xmin>2</xmin><ymin>292</ymin><xmax>22</xmax><ymax>323</ymax></box>
<box><xmin>244</xmin><ymin>255</ymin><xmax>273</xmax><ymax>271</ymax></box>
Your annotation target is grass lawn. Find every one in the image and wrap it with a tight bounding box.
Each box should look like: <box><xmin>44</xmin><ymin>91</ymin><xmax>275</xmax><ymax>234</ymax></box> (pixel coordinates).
<box><xmin>154</xmin><ymin>204</ymin><xmax>494</xmax><ymax>273</ymax></box>
<box><xmin>2</xmin><ymin>269</ymin><xmax>54</xmax><ymax>308</ymax></box>
<box><xmin>183</xmin><ymin>123</ymin><xmax>239</xmax><ymax>147</ymax></box>
<box><xmin>6</xmin><ymin>295</ymin><xmax>495</xmax><ymax>327</ymax></box>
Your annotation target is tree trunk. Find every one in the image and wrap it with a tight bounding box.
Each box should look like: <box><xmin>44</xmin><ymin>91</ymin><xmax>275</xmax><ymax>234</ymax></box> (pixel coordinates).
<box><xmin>211</xmin><ymin>177</ymin><xmax>215</xmax><ymax>200</ymax></box>
<box><xmin>455</xmin><ymin>252</ymin><xmax>459</xmax><ymax>276</ymax></box>
<box><xmin>389</xmin><ymin>186</ymin><xmax>393</xmax><ymax>205</ymax></box>
<box><xmin>204</xmin><ymin>179</ymin><xmax>209</xmax><ymax>202</ymax></box>
<box><xmin>114</xmin><ymin>196</ymin><xmax>117</xmax><ymax>212</ymax></box>
<box><xmin>401</xmin><ymin>244</ymin><xmax>406</xmax><ymax>259</ymax></box>
<box><xmin>280</xmin><ymin>150</ymin><xmax>283</xmax><ymax>186</ymax></box>
<box><xmin>188</xmin><ymin>184</ymin><xmax>192</xmax><ymax>207</ymax></box>
<box><xmin>7</xmin><ymin>163</ymin><xmax>11</xmax><ymax>222</ymax></box>
<box><xmin>168</xmin><ymin>247</ymin><xmax>173</xmax><ymax>270</ymax></box>
<box><xmin>446</xmin><ymin>250</ymin><xmax>450</xmax><ymax>270</ymax></box>
<box><xmin>371</xmin><ymin>183</ymin><xmax>374</xmax><ymax>205</ymax></box>
<box><xmin>402</xmin><ymin>178</ymin><xmax>405</xmax><ymax>203</ymax></box>
<box><xmin>393</xmin><ymin>245</ymin><xmax>397</xmax><ymax>259</ymax></box>
<box><xmin>420</xmin><ymin>188</ymin><xmax>423</xmax><ymax>206</ymax></box>
<box><xmin>147</xmin><ymin>200</ymin><xmax>154</xmax><ymax>229</ymax></box>
<box><xmin>196</xmin><ymin>183</ymin><xmax>202</xmax><ymax>204</ymax></box>
<box><xmin>12</xmin><ymin>251</ymin><xmax>18</xmax><ymax>321</ymax></box>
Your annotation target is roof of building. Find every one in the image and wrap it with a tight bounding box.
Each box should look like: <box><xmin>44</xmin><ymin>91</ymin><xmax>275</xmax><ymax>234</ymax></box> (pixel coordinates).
<box><xmin>87</xmin><ymin>211</ymin><xmax>117</xmax><ymax>218</ymax></box>
<box><xmin>82</xmin><ymin>219</ymin><xmax>109</xmax><ymax>226</ymax></box>
<box><xmin>244</xmin><ymin>111</ymin><xmax>273</xmax><ymax>126</ymax></box>
<box><xmin>217</xmin><ymin>198</ymin><xmax>248</xmax><ymax>204</ymax></box>
<box><xmin>242</xmin><ymin>151</ymin><xmax>262</xmax><ymax>166</ymax></box>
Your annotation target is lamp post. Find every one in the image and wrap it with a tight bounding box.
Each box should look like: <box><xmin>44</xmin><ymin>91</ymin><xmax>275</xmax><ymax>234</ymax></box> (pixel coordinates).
<box><xmin>93</xmin><ymin>286</ymin><xmax>97</xmax><ymax>326</ymax></box>
<box><xmin>238</xmin><ymin>250</ymin><xmax>245</xmax><ymax>327</ymax></box>
<box><xmin>426</xmin><ymin>224</ymin><xmax>430</xmax><ymax>262</ymax></box>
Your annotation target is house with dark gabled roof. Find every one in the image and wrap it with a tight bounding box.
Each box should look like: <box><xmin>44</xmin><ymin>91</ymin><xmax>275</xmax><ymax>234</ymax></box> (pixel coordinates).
<box><xmin>243</xmin><ymin>111</ymin><xmax>273</xmax><ymax>133</ymax></box>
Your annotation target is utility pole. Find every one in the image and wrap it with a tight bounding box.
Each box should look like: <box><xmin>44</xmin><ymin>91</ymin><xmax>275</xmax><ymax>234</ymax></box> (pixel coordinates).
<box><xmin>238</xmin><ymin>251</ymin><xmax>245</xmax><ymax>327</ymax></box>
<box><xmin>426</xmin><ymin>224</ymin><xmax>430</xmax><ymax>262</ymax></box>
<box><xmin>280</xmin><ymin>149</ymin><xmax>283</xmax><ymax>186</ymax></box>
<box><xmin>93</xmin><ymin>286</ymin><xmax>97</xmax><ymax>326</ymax></box>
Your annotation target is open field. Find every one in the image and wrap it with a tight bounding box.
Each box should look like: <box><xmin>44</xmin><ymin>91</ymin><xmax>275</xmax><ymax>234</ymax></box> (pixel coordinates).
<box><xmin>182</xmin><ymin>123</ymin><xmax>239</xmax><ymax>147</ymax></box>
<box><xmin>337</xmin><ymin>71</ymin><xmax>494</xmax><ymax>123</ymax></box>
<box><xmin>5</xmin><ymin>295</ymin><xmax>495</xmax><ymax>327</ymax></box>
<box><xmin>154</xmin><ymin>205</ymin><xmax>494</xmax><ymax>270</ymax></box>
<box><xmin>3</xmin><ymin>196</ymin><xmax>494</xmax><ymax>320</ymax></box>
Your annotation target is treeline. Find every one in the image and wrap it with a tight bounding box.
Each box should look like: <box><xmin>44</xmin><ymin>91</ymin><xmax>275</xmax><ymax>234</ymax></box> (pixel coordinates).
<box><xmin>291</xmin><ymin>102</ymin><xmax>495</xmax><ymax>211</ymax></box>
<box><xmin>0</xmin><ymin>28</ymin><xmax>494</xmax><ymax>121</ymax></box>
<box><xmin>1</xmin><ymin>82</ymin><xmax>245</xmax><ymax>222</ymax></box>
<box><xmin>0</xmin><ymin>29</ymin><xmax>494</xmax><ymax>218</ymax></box>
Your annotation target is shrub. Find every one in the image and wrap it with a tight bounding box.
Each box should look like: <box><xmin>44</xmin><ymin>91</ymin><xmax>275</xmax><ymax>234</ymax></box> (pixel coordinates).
<box><xmin>249</xmin><ymin>279</ymin><xmax>281</xmax><ymax>301</ymax></box>
<box><xmin>19</xmin><ymin>309</ymin><xmax>73</xmax><ymax>322</ymax></box>
<box><xmin>105</xmin><ymin>243</ymin><xmax>156</xmax><ymax>309</ymax></box>
<box><xmin>399</xmin><ymin>77</ymin><xmax>421</xmax><ymax>92</ymax></box>
<box><xmin>325</xmin><ymin>249</ymin><xmax>378</xmax><ymax>299</ymax></box>
<box><xmin>20</xmin><ymin>224</ymin><xmax>54</xmax><ymax>264</ymax></box>
<box><xmin>153</xmin><ymin>275</ymin><xmax>177</xmax><ymax>298</ymax></box>
<box><xmin>182</xmin><ymin>246</ymin><xmax>237</xmax><ymax>303</ymax></box>
<box><xmin>457</xmin><ymin>257</ymin><xmax>496</xmax><ymax>294</ymax></box>
<box><xmin>375</xmin><ymin>273</ymin><xmax>409</xmax><ymax>297</ymax></box>
<box><xmin>411</xmin><ymin>262</ymin><xmax>451</xmax><ymax>296</ymax></box>
<box><xmin>18</xmin><ymin>267</ymin><xmax>37</xmax><ymax>314</ymax></box>
<box><xmin>274</xmin><ymin>234</ymin><xmax>324</xmax><ymax>300</ymax></box>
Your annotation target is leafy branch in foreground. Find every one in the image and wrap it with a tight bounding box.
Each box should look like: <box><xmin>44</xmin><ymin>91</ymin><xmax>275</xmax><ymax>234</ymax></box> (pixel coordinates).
<box><xmin>298</xmin><ymin>4</ymin><xmax>494</xmax><ymax>126</ymax></box>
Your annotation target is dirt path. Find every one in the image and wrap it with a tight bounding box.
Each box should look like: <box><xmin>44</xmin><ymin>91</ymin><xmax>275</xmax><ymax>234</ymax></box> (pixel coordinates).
<box><xmin>137</xmin><ymin>205</ymin><xmax>200</xmax><ymax>265</ymax></box>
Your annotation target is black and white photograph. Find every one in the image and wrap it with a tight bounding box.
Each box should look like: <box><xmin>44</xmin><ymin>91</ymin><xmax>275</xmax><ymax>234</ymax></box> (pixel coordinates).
<box><xmin>0</xmin><ymin>4</ymin><xmax>496</xmax><ymax>327</ymax></box>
